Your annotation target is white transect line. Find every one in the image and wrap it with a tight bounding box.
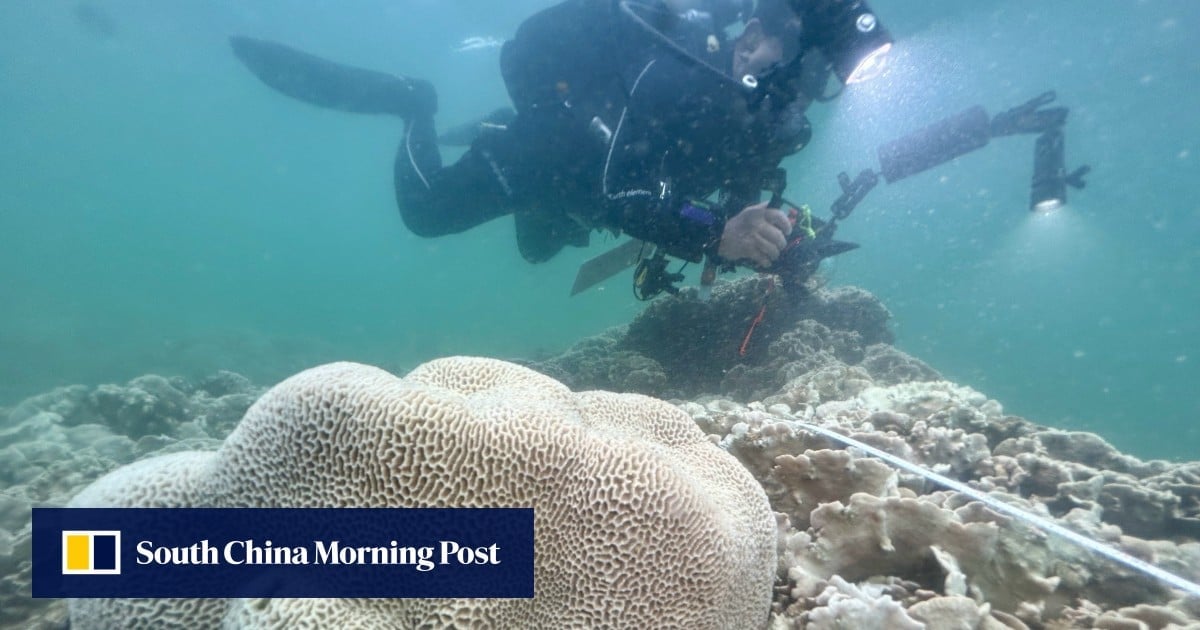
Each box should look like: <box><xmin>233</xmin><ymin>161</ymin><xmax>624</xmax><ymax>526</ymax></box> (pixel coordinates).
<box><xmin>785</xmin><ymin>416</ymin><xmax>1200</xmax><ymax>599</ymax></box>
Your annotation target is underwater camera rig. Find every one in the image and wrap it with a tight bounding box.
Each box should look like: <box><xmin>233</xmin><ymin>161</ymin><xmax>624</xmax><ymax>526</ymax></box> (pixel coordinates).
<box><xmin>593</xmin><ymin>91</ymin><xmax>1092</xmax><ymax>300</ymax></box>
<box><xmin>628</xmin><ymin>165</ymin><xmax>870</xmax><ymax>300</ymax></box>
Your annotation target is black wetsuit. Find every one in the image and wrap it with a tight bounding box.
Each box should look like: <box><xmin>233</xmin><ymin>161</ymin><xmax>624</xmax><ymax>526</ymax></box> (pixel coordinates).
<box><xmin>394</xmin><ymin>0</ymin><xmax>809</xmax><ymax>264</ymax></box>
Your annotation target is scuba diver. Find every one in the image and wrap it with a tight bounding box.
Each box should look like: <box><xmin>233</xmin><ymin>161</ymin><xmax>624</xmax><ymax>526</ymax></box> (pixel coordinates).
<box><xmin>230</xmin><ymin>0</ymin><xmax>892</xmax><ymax>281</ymax></box>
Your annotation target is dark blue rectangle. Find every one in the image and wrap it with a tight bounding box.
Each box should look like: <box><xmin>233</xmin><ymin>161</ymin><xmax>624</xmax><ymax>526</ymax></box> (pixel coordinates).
<box><xmin>92</xmin><ymin>535</ymin><xmax>117</xmax><ymax>571</ymax></box>
<box><xmin>34</xmin><ymin>508</ymin><xmax>534</xmax><ymax>599</ymax></box>
<box><xmin>680</xmin><ymin>202</ymin><xmax>716</xmax><ymax>226</ymax></box>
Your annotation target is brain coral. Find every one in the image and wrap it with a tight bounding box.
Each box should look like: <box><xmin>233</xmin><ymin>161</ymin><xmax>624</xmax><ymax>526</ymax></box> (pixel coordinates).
<box><xmin>69</xmin><ymin>358</ymin><xmax>776</xmax><ymax>629</ymax></box>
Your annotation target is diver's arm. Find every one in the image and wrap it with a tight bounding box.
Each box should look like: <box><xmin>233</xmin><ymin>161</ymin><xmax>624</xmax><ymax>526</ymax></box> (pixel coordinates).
<box><xmin>610</xmin><ymin>195</ymin><xmax>727</xmax><ymax>263</ymax></box>
<box><xmin>610</xmin><ymin>193</ymin><xmax>790</xmax><ymax>267</ymax></box>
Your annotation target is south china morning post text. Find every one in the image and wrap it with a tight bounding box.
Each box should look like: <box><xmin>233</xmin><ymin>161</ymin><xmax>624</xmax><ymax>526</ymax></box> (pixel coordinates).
<box><xmin>32</xmin><ymin>508</ymin><xmax>534</xmax><ymax>598</ymax></box>
<box><xmin>133</xmin><ymin>538</ymin><xmax>500</xmax><ymax>572</ymax></box>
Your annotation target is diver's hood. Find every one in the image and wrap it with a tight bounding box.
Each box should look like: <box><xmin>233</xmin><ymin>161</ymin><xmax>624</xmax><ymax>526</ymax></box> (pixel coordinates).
<box><xmin>664</xmin><ymin>0</ymin><xmax>754</xmax><ymax>31</ymax></box>
<box><xmin>618</xmin><ymin>0</ymin><xmax>812</xmax><ymax>94</ymax></box>
<box><xmin>621</xmin><ymin>0</ymin><xmax>893</xmax><ymax>102</ymax></box>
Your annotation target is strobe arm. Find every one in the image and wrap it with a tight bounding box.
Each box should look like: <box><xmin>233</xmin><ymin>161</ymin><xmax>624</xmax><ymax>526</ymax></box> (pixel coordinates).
<box><xmin>990</xmin><ymin>91</ymin><xmax>1068</xmax><ymax>137</ymax></box>
<box><xmin>829</xmin><ymin>169</ymin><xmax>879</xmax><ymax>222</ymax></box>
<box><xmin>876</xmin><ymin>91</ymin><xmax>1080</xmax><ymax>184</ymax></box>
<box><xmin>877</xmin><ymin>105</ymin><xmax>991</xmax><ymax>184</ymax></box>
<box><xmin>869</xmin><ymin>91</ymin><xmax>1090</xmax><ymax>210</ymax></box>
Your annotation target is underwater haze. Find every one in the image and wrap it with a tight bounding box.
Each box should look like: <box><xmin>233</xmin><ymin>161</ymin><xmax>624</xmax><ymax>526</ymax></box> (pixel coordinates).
<box><xmin>1</xmin><ymin>0</ymin><xmax>1198</xmax><ymax>460</ymax></box>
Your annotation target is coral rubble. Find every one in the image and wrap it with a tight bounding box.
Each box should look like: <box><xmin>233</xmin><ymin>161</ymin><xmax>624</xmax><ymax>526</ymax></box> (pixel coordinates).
<box><xmin>0</xmin><ymin>373</ymin><xmax>260</xmax><ymax>629</ymax></box>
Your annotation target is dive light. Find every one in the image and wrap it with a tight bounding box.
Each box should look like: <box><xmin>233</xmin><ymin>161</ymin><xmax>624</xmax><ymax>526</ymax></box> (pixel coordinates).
<box><xmin>794</xmin><ymin>0</ymin><xmax>894</xmax><ymax>84</ymax></box>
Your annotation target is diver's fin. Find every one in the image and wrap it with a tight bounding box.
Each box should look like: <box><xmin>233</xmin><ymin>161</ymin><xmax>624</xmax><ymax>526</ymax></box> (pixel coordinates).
<box><xmin>438</xmin><ymin>108</ymin><xmax>517</xmax><ymax>146</ymax></box>
<box><xmin>228</xmin><ymin>36</ymin><xmax>436</xmax><ymax>118</ymax></box>
<box><xmin>571</xmin><ymin>239</ymin><xmax>650</xmax><ymax>296</ymax></box>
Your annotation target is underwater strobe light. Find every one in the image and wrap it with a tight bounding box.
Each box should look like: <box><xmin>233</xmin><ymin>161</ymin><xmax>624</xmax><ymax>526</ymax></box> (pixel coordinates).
<box><xmin>1030</xmin><ymin>127</ymin><xmax>1090</xmax><ymax>213</ymax></box>
<box><xmin>990</xmin><ymin>91</ymin><xmax>1091</xmax><ymax>213</ymax></box>
<box><xmin>1031</xmin><ymin>130</ymin><xmax>1068</xmax><ymax>213</ymax></box>
<box><xmin>795</xmin><ymin>0</ymin><xmax>894</xmax><ymax>84</ymax></box>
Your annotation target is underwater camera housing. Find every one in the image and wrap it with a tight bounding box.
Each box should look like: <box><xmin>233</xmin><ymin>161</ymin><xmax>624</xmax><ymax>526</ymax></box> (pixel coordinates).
<box><xmin>761</xmin><ymin>168</ymin><xmax>870</xmax><ymax>292</ymax></box>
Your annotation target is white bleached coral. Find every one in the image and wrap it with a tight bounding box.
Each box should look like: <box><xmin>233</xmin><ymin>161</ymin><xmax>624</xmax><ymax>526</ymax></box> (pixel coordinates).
<box><xmin>803</xmin><ymin>575</ymin><xmax>923</xmax><ymax>629</ymax></box>
<box><xmin>682</xmin><ymin>377</ymin><xmax>1200</xmax><ymax>627</ymax></box>
<box><xmin>68</xmin><ymin>358</ymin><xmax>777</xmax><ymax>629</ymax></box>
<box><xmin>770</xmin><ymin>449</ymin><xmax>898</xmax><ymax>529</ymax></box>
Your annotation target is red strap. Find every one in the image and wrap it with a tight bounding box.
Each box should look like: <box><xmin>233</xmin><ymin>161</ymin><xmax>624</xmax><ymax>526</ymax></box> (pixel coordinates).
<box><xmin>739</xmin><ymin>277</ymin><xmax>776</xmax><ymax>357</ymax></box>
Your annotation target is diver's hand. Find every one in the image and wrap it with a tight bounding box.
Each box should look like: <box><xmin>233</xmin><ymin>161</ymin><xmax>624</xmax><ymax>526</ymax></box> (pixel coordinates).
<box><xmin>717</xmin><ymin>202</ymin><xmax>792</xmax><ymax>268</ymax></box>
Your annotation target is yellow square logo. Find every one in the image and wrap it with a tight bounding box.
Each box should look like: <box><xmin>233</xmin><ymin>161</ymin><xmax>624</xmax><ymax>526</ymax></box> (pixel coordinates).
<box><xmin>62</xmin><ymin>531</ymin><xmax>121</xmax><ymax>575</ymax></box>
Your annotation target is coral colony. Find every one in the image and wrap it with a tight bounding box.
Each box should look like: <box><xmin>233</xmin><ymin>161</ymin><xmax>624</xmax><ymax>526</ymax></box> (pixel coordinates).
<box><xmin>4</xmin><ymin>279</ymin><xmax>1198</xmax><ymax>628</ymax></box>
